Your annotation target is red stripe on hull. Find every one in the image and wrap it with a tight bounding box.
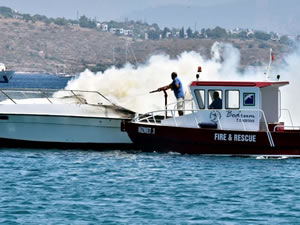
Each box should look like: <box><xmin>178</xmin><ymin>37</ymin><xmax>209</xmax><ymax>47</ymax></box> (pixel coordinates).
<box><xmin>125</xmin><ymin>122</ymin><xmax>300</xmax><ymax>156</ymax></box>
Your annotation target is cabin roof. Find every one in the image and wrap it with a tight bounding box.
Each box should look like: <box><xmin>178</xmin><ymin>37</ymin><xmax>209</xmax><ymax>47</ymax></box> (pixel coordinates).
<box><xmin>190</xmin><ymin>81</ymin><xmax>289</xmax><ymax>88</ymax></box>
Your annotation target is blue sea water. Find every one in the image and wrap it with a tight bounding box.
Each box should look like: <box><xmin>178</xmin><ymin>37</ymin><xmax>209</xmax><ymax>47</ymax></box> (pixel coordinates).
<box><xmin>0</xmin><ymin>73</ymin><xmax>72</xmax><ymax>89</ymax></box>
<box><xmin>0</xmin><ymin>74</ymin><xmax>300</xmax><ymax>224</ymax></box>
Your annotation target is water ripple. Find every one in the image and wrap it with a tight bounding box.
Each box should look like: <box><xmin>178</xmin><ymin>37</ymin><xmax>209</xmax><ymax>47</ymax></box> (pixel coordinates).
<box><xmin>0</xmin><ymin>149</ymin><xmax>299</xmax><ymax>224</ymax></box>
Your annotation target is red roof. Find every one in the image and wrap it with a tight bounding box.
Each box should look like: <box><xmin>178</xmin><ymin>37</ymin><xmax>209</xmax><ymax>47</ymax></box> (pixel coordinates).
<box><xmin>190</xmin><ymin>81</ymin><xmax>289</xmax><ymax>88</ymax></box>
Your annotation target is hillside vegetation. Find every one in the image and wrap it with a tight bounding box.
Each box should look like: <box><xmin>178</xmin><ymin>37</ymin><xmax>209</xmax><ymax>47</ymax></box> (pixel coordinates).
<box><xmin>0</xmin><ymin>18</ymin><xmax>292</xmax><ymax>74</ymax></box>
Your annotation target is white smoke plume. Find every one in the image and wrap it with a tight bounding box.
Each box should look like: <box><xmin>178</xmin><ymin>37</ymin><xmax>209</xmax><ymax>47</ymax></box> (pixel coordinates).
<box><xmin>65</xmin><ymin>42</ymin><xmax>300</xmax><ymax>124</ymax></box>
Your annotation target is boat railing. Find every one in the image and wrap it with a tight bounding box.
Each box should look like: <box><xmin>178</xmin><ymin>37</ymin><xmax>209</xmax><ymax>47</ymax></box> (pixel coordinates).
<box><xmin>280</xmin><ymin>108</ymin><xmax>294</xmax><ymax>127</ymax></box>
<box><xmin>134</xmin><ymin>108</ymin><xmax>270</xmax><ymax>130</ymax></box>
<box><xmin>0</xmin><ymin>88</ymin><xmax>115</xmax><ymax>106</ymax></box>
<box><xmin>166</xmin><ymin>98</ymin><xmax>195</xmax><ymax>111</ymax></box>
<box><xmin>273</xmin><ymin>108</ymin><xmax>300</xmax><ymax>131</ymax></box>
<box><xmin>135</xmin><ymin>108</ymin><xmax>276</xmax><ymax>147</ymax></box>
<box><xmin>273</xmin><ymin>125</ymin><xmax>300</xmax><ymax>131</ymax></box>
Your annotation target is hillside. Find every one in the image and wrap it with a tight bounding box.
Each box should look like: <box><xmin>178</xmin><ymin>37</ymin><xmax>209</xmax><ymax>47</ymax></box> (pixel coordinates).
<box><xmin>0</xmin><ymin>18</ymin><xmax>292</xmax><ymax>74</ymax></box>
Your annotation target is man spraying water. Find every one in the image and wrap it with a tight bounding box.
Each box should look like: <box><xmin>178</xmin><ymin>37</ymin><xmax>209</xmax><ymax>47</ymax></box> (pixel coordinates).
<box><xmin>151</xmin><ymin>72</ymin><xmax>185</xmax><ymax>116</ymax></box>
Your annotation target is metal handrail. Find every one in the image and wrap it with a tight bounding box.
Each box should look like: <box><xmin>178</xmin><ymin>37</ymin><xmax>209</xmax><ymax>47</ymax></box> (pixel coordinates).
<box><xmin>135</xmin><ymin>108</ymin><xmax>269</xmax><ymax>130</ymax></box>
<box><xmin>280</xmin><ymin>108</ymin><xmax>294</xmax><ymax>128</ymax></box>
<box><xmin>274</xmin><ymin>125</ymin><xmax>300</xmax><ymax>131</ymax></box>
<box><xmin>166</xmin><ymin>98</ymin><xmax>194</xmax><ymax>111</ymax></box>
<box><xmin>0</xmin><ymin>88</ymin><xmax>115</xmax><ymax>106</ymax></box>
<box><xmin>0</xmin><ymin>90</ymin><xmax>16</xmax><ymax>104</ymax></box>
<box><xmin>134</xmin><ymin>108</ymin><xmax>276</xmax><ymax>147</ymax></box>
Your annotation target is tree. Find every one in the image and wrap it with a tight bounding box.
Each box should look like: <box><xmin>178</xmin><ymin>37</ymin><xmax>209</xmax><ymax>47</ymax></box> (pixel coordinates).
<box><xmin>148</xmin><ymin>30</ymin><xmax>160</xmax><ymax>40</ymax></box>
<box><xmin>0</xmin><ymin>7</ymin><xmax>14</xmax><ymax>18</ymax></box>
<box><xmin>186</xmin><ymin>27</ymin><xmax>193</xmax><ymax>38</ymax></box>
<box><xmin>179</xmin><ymin>27</ymin><xmax>185</xmax><ymax>39</ymax></box>
<box><xmin>280</xmin><ymin>35</ymin><xmax>290</xmax><ymax>44</ymax></box>
<box><xmin>151</xmin><ymin>23</ymin><xmax>160</xmax><ymax>30</ymax></box>
<box><xmin>162</xmin><ymin>27</ymin><xmax>171</xmax><ymax>39</ymax></box>
<box><xmin>254</xmin><ymin>31</ymin><xmax>271</xmax><ymax>41</ymax></box>
<box><xmin>32</xmin><ymin>14</ymin><xmax>48</xmax><ymax>23</ymax></box>
<box><xmin>23</xmin><ymin>14</ymin><xmax>32</xmax><ymax>22</ymax></box>
<box><xmin>205</xmin><ymin>28</ymin><xmax>211</xmax><ymax>37</ymax></box>
<box><xmin>193</xmin><ymin>31</ymin><xmax>200</xmax><ymax>38</ymax></box>
<box><xmin>54</xmin><ymin>17</ymin><xmax>68</xmax><ymax>26</ymax></box>
<box><xmin>79</xmin><ymin>15</ymin><xmax>96</xmax><ymax>28</ymax></box>
<box><xmin>210</xmin><ymin>26</ymin><xmax>227</xmax><ymax>38</ymax></box>
<box><xmin>237</xmin><ymin>31</ymin><xmax>248</xmax><ymax>39</ymax></box>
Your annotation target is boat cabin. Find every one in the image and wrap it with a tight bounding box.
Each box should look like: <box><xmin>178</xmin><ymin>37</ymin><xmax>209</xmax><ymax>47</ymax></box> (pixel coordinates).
<box><xmin>160</xmin><ymin>80</ymin><xmax>289</xmax><ymax>132</ymax></box>
<box><xmin>188</xmin><ymin>81</ymin><xmax>289</xmax><ymax>131</ymax></box>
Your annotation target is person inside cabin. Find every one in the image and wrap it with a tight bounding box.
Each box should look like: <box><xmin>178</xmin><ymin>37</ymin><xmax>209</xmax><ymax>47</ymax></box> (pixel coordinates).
<box><xmin>209</xmin><ymin>91</ymin><xmax>222</xmax><ymax>109</ymax></box>
<box><xmin>159</xmin><ymin>72</ymin><xmax>185</xmax><ymax>116</ymax></box>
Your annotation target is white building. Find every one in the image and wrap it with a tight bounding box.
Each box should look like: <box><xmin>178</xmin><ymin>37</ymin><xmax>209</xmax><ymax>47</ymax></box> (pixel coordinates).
<box><xmin>109</xmin><ymin>28</ymin><xmax>117</xmax><ymax>33</ymax></box>
<box><xmin>123</xmin><ymin>30</ymin><xmax>133</xmax><ymax>36</ymax></box>
<box><xmin>101</xmin><ymin>23</ymin><xmax>108</xmax><ymax>32</ymax></box>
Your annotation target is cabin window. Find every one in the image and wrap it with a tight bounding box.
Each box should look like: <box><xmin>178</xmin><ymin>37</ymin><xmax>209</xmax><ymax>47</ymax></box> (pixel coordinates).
<box><xmin>225</xmin><ymin>90</ymin><xmax>240</xmax><ymax>109</ymax></box>
<box><xmin>208</xmin><ymin>90</ymin><xmax>222</xmax><ymax>109</ymax></box>
<box><xmin>194</xmin><ymin>89</ymin><xmax>205</xmax><ymax>109</ymax></box>
<box><xmin>243</xmin><ymin>93</ymin><xmax>255</xmax><ymax>106</ymax></box>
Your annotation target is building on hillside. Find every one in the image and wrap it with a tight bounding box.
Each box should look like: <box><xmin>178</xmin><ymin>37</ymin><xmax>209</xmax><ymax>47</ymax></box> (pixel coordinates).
<box><xmin>116</xmin><ymin>28</ymin><xmax>124</xmax><ymax>35</ymax></box>
<box><xmin>123</xmin><ymin>30</ymin><xmax>133</xmax><ymax>36</ymax></box>
<box><xmin>271</xmin><ymin>33</ymin><xmax>280</xmax><ymax>42</ymax></box>
<box><xmin>109</xmin><ymin>28</ymin><xmax>117</xmax><ymax>33</ymax></box>
<box><xmin>165</xmin><ymin>31</ymin><xmax>172</xmax><ymax>38</ymax></box>
<box><xmin>247</xmin><ymin>29</ymin><xmax>254</xmax><ymax>37</ymax></box>
<box><xmin>109</xmin><ymin>28</ymin><xmax>125</xmax><ymax>35</ymax></box>
<box><xmin>101</xmin><ymin>23</ymin><xmax>108</xmax><ymax>32</ymax></box>
<box><xmin>229</xmin><ymin>28</ymin><xmax>242</xmax><ymax>34</ymax></box>
<box><xmin>13</xmin><ymin>14</ymin><xmax>22</xmax><ymax>19</ymax></box>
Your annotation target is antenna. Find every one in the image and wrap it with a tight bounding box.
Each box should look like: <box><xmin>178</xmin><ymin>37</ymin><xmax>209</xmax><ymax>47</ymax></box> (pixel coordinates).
<box><xmin>265</xmin><ymin>48</ymin><xmax>274</xmax><ymax>80</ymax></box>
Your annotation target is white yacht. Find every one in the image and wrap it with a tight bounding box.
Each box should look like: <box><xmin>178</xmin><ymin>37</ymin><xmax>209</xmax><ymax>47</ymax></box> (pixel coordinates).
<box><xmin>0</xmin><ymin>88</ymin><xmax>135</xmax><ymax>149</ymax></box>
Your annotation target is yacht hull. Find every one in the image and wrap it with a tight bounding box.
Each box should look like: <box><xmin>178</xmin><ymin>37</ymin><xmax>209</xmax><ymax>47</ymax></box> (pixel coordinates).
<box><xmin>0</xmin><ymin>114</ymin><xmax>133</xmax><ymax>149</ymax></box>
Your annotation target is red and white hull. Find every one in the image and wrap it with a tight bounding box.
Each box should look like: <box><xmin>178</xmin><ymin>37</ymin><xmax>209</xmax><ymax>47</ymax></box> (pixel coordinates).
<box><xmin>124</xmin><ymin>121</ymin><xmax>300</xmax><ymax>157</ymax></box>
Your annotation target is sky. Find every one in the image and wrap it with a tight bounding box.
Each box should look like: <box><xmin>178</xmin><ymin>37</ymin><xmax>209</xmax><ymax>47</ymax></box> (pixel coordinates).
<box><xmin>0</xmin><ymin>0</ymin><xmax>234</xmax><ymax>20</ymax></box>
<box><xmin>0</xmin><ymin>0</ymin><xmax>299</xmax><ymax>34</ymax></box>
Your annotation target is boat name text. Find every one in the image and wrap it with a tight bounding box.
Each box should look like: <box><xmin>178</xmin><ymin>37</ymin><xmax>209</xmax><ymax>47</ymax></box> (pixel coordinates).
<box><xmin>226</xmin><ymin>111</ymin><xmax>255</xmax><ymax>123</ymax></box>
<box><xmin>138</xmin><ymin>126</ymin><xmax>155</xmax><ymax>134</ymax></box>
<box><xmin>214</xmin><ymin>133</ymin><xmax>256</xmax><ymax>142</ymax></box>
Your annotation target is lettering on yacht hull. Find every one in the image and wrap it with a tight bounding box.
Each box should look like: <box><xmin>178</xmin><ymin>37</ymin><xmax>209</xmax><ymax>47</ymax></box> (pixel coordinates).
<box><xmin>214</xmin><ymin>133</ymin><xmax>257</xmax><ymax>142</ymax></box>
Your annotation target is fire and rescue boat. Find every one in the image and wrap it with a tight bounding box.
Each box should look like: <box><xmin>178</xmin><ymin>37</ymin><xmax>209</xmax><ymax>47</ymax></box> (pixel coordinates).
<box><xmin>123</xmin><ymin>69</ymin><xmax>300</xmax><ymax>157</ymax></box>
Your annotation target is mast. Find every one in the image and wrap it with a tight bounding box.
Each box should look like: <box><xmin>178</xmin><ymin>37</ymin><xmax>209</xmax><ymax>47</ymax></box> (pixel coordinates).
<box><xmin>265</xmin><ymin>48</ymin><xmax>274</xmax><ymax>80</ymax></box>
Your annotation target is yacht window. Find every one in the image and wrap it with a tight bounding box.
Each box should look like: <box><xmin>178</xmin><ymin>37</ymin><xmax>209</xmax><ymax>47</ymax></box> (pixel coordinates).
<box><xmin>194</xmin><ymin>89</ymin><xmax>205</xmax><ymax>109</ymax></box>
<box><xmin>243</xmin><ymin>93</ymin><xmax>255</xmax><ymax>106</ymax></box>
<box><xmin>208</xmin><ymin>90</ymin><xmax>222</xmax><ymax>109</ymax></box>
<box><xmin>225</xmin><ymin>90</ymin><xmax>240</xmax><ymax>109</ymax></box>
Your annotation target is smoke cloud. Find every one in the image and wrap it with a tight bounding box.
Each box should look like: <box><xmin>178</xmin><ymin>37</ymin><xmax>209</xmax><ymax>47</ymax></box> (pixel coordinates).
<box><xmin>65</xmin><ymin>42</ymin><xmax>300</xmax><ymax>125</ymax></box>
